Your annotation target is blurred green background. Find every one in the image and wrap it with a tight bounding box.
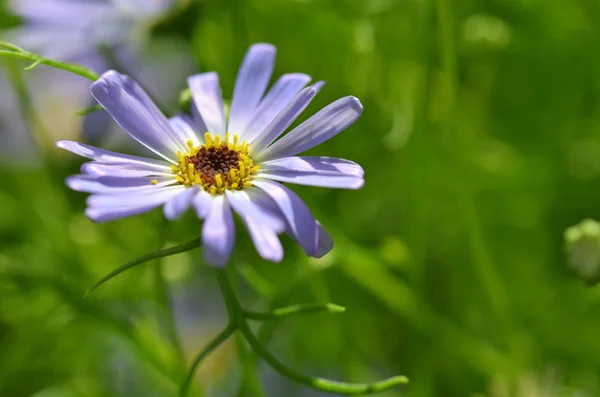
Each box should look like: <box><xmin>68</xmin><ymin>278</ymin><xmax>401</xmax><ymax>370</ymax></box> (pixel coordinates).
<box><xmin>1</xmin><ymin>0</ymin><xmax>600</xmax><ymax>396</ymax></box>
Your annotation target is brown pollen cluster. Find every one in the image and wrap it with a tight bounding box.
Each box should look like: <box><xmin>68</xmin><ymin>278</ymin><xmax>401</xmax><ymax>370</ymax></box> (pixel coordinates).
<box><xmin>187</xmin><ymin>144</ymin><xmax>241</xmax><ymax>185</ymax></box>
<box><xmin>173</xmin><ymin>134</ymin><xmax>259</xmax><ymax>195</ymax></box>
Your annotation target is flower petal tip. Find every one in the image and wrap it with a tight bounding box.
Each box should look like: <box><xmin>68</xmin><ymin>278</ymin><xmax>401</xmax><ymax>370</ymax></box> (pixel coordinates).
<box><xmin>91</xmin><ymin>70</ymin><xmax>116</xmax><ymax>85</ymax></box>
<box><xmin>352</xmin><ymin>178</ymin><xmax>365</xmax><ymax>189</ymax></box>
<box><xmin>65</xmin><ymin>176</ymin><xmax>84</xmax><ymax>191</ymax></box>
<box><xmin>349</xmin><ymin>96</ymin><xmax>363</xmax><ymax>114</ymax></box>
<box><xmin>286</xmin><ymin>72</ymin><xmax>311</xmax><ymax>81</ymax></box>
<box><xmin>84</xmin><ymin>208</ymin><xmax>105</xmax><ymax>223</ymax></box>
<box><xmin>313</xmin><ymin>80</ymin><xmax>326</xmax><ymax>91</ymax></box>
<box><xmin>249</xmin><ymin>42</ymin><xmax>277</xmax><ymax>54</ymax></box>
<box><xmin>267</xmin><ymin>253</ymin><xmax>284</xmax><ymax>263</ymax></box>
<box><xmin>203</xmin><ymin>254</ymin><xmax>228</xmax><ymax>268</ymax></box>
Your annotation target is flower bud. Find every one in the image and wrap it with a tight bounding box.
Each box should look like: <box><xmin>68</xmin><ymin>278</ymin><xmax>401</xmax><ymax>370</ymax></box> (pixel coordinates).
<box><xmin>565</xmin><ymin>219</ymin><xmax>600</xmax><ymax>285</ymax></box>
<box><xmin>462</xmin><ymin>14</ymin><xmax>511</xmax><ymax>52</ymax></box>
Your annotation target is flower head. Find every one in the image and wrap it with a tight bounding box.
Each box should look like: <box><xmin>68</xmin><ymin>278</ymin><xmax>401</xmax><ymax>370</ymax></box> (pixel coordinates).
<box><xmin>58</xmin><ymin>43</ymin><xmax>364</xmax><ymax>266</ymax></box>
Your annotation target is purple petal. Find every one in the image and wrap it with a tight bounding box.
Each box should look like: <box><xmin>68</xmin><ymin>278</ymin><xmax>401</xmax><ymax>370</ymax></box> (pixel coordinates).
<box><xmin>228</xmin><ymin>43</ymin><xmax>276</xmax><ymax>138</ymax></box>
<box><xmin>250</xmin><ymin>82</ymin><xmax>324</xmax><ymax>156</ymax></box>
<box><xmin>87</xmin><ymin>186</ymin><xmax>184</xmax><ymax>208</ymax></box>
<box><xmin>164</xmin><ymin>187</ymin><xmax>199</xmax><ymax>220</ymax></box>
<box><xmin>169</xmin><ymin>114</ymin><xmax>202</xmax><ymax>147</ymax></box>
<box><xmin>191</xmin><ymin>100</ymin><xmax>209</xmax><ymax>135</ymax></box>
<box><xmin>224</xmin><ymin>190</ymin><xmax>284</xmax><ymax>262</ymax></box>
<box><xmin>56</xmin><ymin>140</ymin><xmax>171</xmax><ymax>168</ymax></box>
<box><xmin>225</xmin><ymin>189</ymin><xmax>286</xmax><ymax>233</ymax></box>
<box><xmin>86</xmin><ymin>205</ymin><xmax>161</xmax><ymax>223</ymax></box>
<box><xmin>188</xmin><ymin>72</ymin><xmax>226</xmax><ymax>137</ymax></box>
<box><xmin>244</xmin><ymin>216</ymin><xmax>284</xmax><ymax>263</ymax></box>
<box><xmin>193</xmin><ymin>190</ymin><xmax>213</xmax><ymax>219</ymax></box>
<box><xmin>91</xmin><ymin>71</ymin><xmax>185</xmax><ymax>160</ymax></box>
<box><xmin>258</xmin><ymin>155</ymin><xmax>364</xmax><ymax>190</ymax></box>
<box><xmin>67</xmin><ymin>175</ymin><xmax>175</xmax><ymax>194</ymax></box>
<box><xmin>85</xmin><ymin>187</ymin><xmax>184</xmax><ymax>222</ymax></box>
<box><xmin>252</xmin><ymin>180</ymin><xmax>317</xmax><ymax>256</ymax></box>
<box><xmin>202</xmin><ymin>195</ymin><xmax>235</xmax><ymax>267</ymax></box>
<box><xmin>257</xmin><ymin>156</ymin><xmax>364</xmax><ymax>189</ymax></box>
<box><xmin>257</xmin><ymin>96</ymin><xmax>363</xmax><ymax>161</ymax></box>
<box><xmin>314</xmin><ymin>221</ymin><xmax>333</xmax><ymax>258</ymax></box>
<box><xmin>260</xmin><ymin>156</ymin><xmax>364</xmax><ymax>176</ymax></box>
<box><xmin>256</xmin><ymin>172</ymin><xmax>364</xmax><ymax>189</ymax></box>
<box><xmin>244</xmin><ymin>73</ymin><xmax>311</xmax><ymax>144</ymax></box>
<box><xmin>80</xmin><ymin>162</ymin><xmax>172</xmax><ymax>178</ymax></box>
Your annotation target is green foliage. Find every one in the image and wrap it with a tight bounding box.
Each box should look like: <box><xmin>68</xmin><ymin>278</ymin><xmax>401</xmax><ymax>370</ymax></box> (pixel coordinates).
<box><xmin>1</xmin><ymin>0</ymin><xmax>600</xmax><ymax>396</ymax></box>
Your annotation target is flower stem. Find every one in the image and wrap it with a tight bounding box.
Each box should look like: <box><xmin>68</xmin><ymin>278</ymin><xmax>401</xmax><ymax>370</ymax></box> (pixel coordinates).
<box><xmin>243</xmin><ymin>303</ymin><xmax>346</xmax><ymax>320</ymax></box>
<box><xmin>0</xmin><ymin>42</ymin><xmax>99</xmax><ymax>81</ymax></box>
<box><xmin>179</xmin><ymin>323</ymin><xmax>236</xmax><ymax>397</ymax></box>
<box><xmin>226</xmin><ymin>264</ymin><xmax>268</xmax><ymax>397</ymax></box>
<box><xmin>86</xmin><ymin>237</ymin><xmax>201</xmax><ymax>294</ymax></box>
<box><xmin>75</xmin><ymin>104</ymin><xmax>103</xmax><ymax>116</ymax></box>
<box><xmin>216</xmin><ymin>270</ymin><xmax>409</xmax><ymax>395</ymax></box>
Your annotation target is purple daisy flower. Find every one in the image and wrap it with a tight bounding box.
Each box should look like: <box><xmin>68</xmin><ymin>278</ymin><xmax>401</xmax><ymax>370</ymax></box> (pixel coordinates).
<box><xmin>58</xmin><ymin>43</ymin><xmax>364</xmax><ymax>266</ymax></box>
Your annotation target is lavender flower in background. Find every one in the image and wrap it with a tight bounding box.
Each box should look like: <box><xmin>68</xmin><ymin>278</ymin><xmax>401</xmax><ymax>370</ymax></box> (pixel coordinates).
<box><xmin>1</xmin><ymin>0</ymin><xmax>195</xmax><ymax>156</ymax></box>
<box><xmin>6</xmin><ymin>0</ymin><xmax>177</xmax><ymax>70</ymax></box>
<box><xmin>58</xmin><ymin>43</ymin><xmax>364</xmax><ymax>266</ymax></box>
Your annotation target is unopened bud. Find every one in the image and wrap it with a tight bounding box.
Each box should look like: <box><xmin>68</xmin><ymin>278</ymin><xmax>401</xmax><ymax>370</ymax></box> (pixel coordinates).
<box><xmin>565</xmin><ymin>219</ymin><xmax>600</xmax><ymax>285</ymax></box>
<box><xmin>178</xmin><ymin>88</ymin><xmax>193</xmax><ymax>112</ymax></box>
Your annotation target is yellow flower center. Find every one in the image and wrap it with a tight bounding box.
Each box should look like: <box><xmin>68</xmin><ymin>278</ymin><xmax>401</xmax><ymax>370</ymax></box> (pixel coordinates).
<box><xmin>172</xmin><ymin>133</ymin><xmax>259</xmax><ymax>195</ymax></box>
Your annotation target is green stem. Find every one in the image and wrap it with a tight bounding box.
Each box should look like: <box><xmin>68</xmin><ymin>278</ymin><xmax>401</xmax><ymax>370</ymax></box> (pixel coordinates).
<box><xmin>75</xmin><ymin>104</ymin><xmax>103</xmax><ymax>116</ymax></box>
<box><xmin>179</xmin><ymin>324</ymin><xmax>236</xmax><ymax>397</ymax></box>
<box><xmin>234</xmin><ymin>330</ymin><xmax>267</xmax><ymax>397</ymax></box>
<box><xmin>226</xmin><ymin>264</ymin><xmax>268</xmax><ymax>397</ymax></box>
<box><xmin>243</xmin><ymin>303</ymin><xmax>346</xmax><ymax>320</ymax></box>
<box><xmin>87</xmin><ymin>237</ymin><xmax>201</xmax><ymax>294</ymax></box>
<box><xmin>217</xmin><ymin>271</ymin><xmax>409</xmax><ymax>395</ymax></box>
<box><xmin>0</xmin><ymin>44</ymin><xmax>99</xmax><ymax>81</ymax></box>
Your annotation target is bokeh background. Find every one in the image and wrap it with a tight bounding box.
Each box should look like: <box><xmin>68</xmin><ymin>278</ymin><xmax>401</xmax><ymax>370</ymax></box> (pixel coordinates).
<box><xmin>1</xmin><ymin>0</ymin><xmax>600</xmax><ymax>396</ymax></box>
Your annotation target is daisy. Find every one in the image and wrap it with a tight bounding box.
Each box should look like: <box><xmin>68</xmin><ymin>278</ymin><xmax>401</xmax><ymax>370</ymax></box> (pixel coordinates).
<box><xmin>58</xmin><ymin>43</ymin><xmax>364</xmax><ymax>266</ymax></box>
